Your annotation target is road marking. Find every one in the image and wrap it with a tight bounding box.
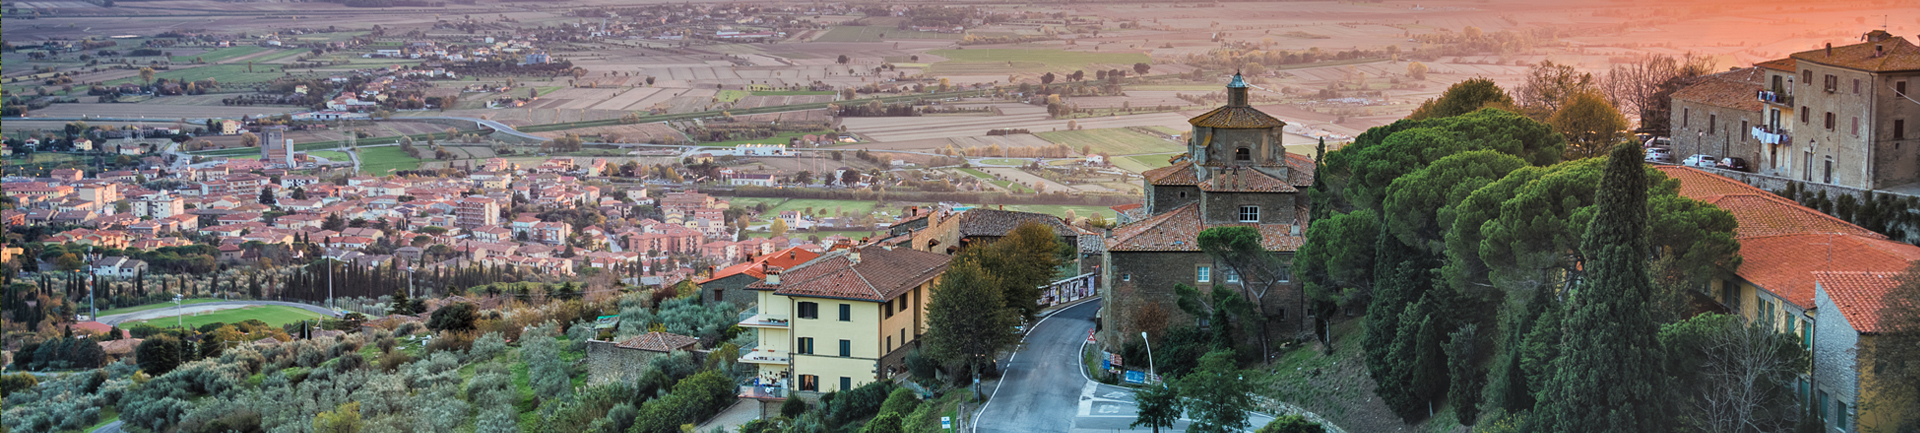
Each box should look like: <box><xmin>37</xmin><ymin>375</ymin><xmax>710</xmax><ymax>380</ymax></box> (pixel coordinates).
<box><xmin>973</xmin><ymin>299</ymin><xmax>1098</xmax><ymax>433</ymax></box>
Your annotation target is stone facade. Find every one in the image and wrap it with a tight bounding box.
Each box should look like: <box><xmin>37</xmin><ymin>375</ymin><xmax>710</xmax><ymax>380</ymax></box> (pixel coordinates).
<box><xmin>700</xmin><ymin>272</ymin><xmax>763</xmax><ymax>306</ymax></box>
<box><xmin>584</xmin><ymin>339</ymin><xmax>665</xmax><ymax>385</ymax></box>
<box><xmin>1813</xmin><ymin>284</ymin><xmax>1862</xmax><ymax>431</ymax></box>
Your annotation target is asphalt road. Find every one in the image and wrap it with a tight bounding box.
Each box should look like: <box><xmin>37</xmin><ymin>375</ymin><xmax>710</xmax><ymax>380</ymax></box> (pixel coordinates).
<box><xmin>975</xmin><ymin>299</ymin><xmax>1274</xmax><ymax>433</ymax></box>
<box><xmin>95</xmin><ymin>300</ymin><xmax>341</xmax><ymax>326</ymax></box>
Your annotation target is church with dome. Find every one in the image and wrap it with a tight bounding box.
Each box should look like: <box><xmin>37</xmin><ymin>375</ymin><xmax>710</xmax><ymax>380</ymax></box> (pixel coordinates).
<box><xmin>1097</xmin><ymin>73</ymin><xmax>1316</xmax><ymax>348</ymax></box>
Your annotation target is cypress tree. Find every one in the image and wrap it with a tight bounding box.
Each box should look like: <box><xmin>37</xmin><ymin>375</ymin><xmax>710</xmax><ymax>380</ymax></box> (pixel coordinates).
<box><xmin>1382</xmin><ymin>292</ymin><xmax>1438</xmax><ymax>419</ymax></box>
<box><xmin>1483</xmin><ymin>285</ymin><xmax>1551</xmax><ymax>413</ymax></box>
<box><xmin>1538</xmin><ymin>143</ymin><xmax>1670</xmax><ymax>432</ymax></box>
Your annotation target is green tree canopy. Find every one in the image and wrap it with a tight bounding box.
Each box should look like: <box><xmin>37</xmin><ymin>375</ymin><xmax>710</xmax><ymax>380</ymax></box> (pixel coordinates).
<box><xmin>922</xmin><ymin>260</ymin><xmax>1021</xmax><ymax>399</ymax></box>
<box><xmin>1322</xmin><ymin>108</ymin><xmax>1564</xmax><ymax>214</ymax></box>
<box><xmin>1177</xmin><ymin>350</ymin><xmax>1256</xmax><ymax>433</ymax></box>
<box><xmin>1407</xmin><ymin>78</ymin><xmax>1516</xmax><ymax>121</ymax></box>
<box><xmin>1383</xmin><ymin>150</ymin><xmax>1530</xmax><ymax>254</ymax></box>
<box><xmin>1548</xmin><ymin>90</ymin><xmax>1630</xmax><ymax>160</ymax></box>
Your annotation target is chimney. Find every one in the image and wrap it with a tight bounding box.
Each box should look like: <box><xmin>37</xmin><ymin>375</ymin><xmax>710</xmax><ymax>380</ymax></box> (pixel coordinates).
<box><xmin>764</xmin><ymin>266</ymin><xmax>781</xmax><ymax>285</ymax></box>
<box><xmin>849</xmin><ymin>249</ymin><xmax>861</xmax><ymax>264</ymax></box>
<box><xmin>1826</xmin><ymin>43</ymin><xmax>1833</xmax><ymax>57</ymax></box>
<box><xmin>1876</xmin><ymin>44</ymin><xmax>1884</xmax><ymax>58</ymax></box>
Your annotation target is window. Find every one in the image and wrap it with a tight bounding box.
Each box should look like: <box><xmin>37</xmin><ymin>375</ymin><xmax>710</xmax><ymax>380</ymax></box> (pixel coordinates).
<box><xmin>896</xmin><ymin>296</ymin><xmax>907</xmax><ymax>311</ymax></box>
<box><xmin>838</xmin><ymin>339</ymin><xmax>850</xmax><ymax>357</ymax></box>
<box><xmin>1824</xmin><ymin>74</ymin><xmax>1838</xmax><ymax>92</ymax></box>
<box><xmin>838</xmin><ymin>304</ymin><xmax>851</xmax><ymax>321</ymax></box>
<box><xmin>883</xmin><ymin>302</ymin><xmax>893</xmax><ymax>318</ymax></box>
<box><xmin>1234</xmin><ymin>147</ymin><xmax>1251</xmax><ymax>161</ymax></box>
<box><xmin>1825</xmin><ymin>159</ymin><xmax>1833</xmax><ymax>184</ymax></box>
<box><xmin>1826</xmin><ymin>112</ymin><xmax>1836</xmax><ymax>130</ymax></box>
<box><xmin>1196</xmin><ymin>266</ymin><xmax>1211</xmax><ymax>283</ymax></box>
<box><xmin>1278</xmin><ymin>266</ymin><xmax>1292</xmax><ymax>282</ymax></box>
<box><xmin>1238</xmin><ymin>205</ymin><xmax>1259</xmax><ymax>222</ymax></box>
<box><xmin>1899</xmin><ymin>81</ymin><xmax>1909</xmax><ymax>97</ymax></box>
<box><xmin>886</xmin><ymin>336</ymin><xmax>893</xmax><ymax>352</ymax></box>
<box><xmin>1852</xmin><ymin>117</ymin><xmax>1860</xmax><ymax>136</ymax></box>
<box><xmin>1853</xmin><ymin>78</ymin><xmax>1861</xmax><ymax>94</ymax></box>
<box><xmin>798</xmin><ymin>302</ymin><xmax>819</xmax><ymax>319</ymax></box>
<box><xmin>1121</xmin><ymin>274</ymin><xmax>1131</xmax><ymax>281</ymax></box>
<box><xmin>799</xmin><ymin>375</ymin><xmax>818</xmax><ymax>391</ymax></box>
<box><xmin>1683</xmin><ymin>108</ymin><xmax>1691</xmax><ymax>127</ymax></box>
<box><xmin>1817</xmin><ymin>390</ymin><xmax>1830</xmax><ymax>421</ymax></box>
<box><xmin>1803</xmin><ymin>69</ymin><xmax>1813</xmax><ymax>84</ymax></box>
<box><xmin>798</xmin><ymin>337</ymin><xmax>815</xmax><ymax>354</ymax></box>
<box><xmin>1225</xmin><ymin>268</ymin><xmax>1241</xmax><ymax>283</ymax></box>
<box><xmin>840</xmin><ymin>377</ymin><xmax>853</xmax><ymax>392</ymax></box>
<box><xmin>1837</xmin><ymin>402</ymin><xmax>1850</xmax><ymax>429</ymax></box>
<box><xmin>1801</xmin><ymin>107</ymin><xmax>1809</xmax><ymax>123</ymax></box>
<box><xmin>1708</xmin><ymin>114</ymin><xmax>1716</xmax><ymax>132</ymax></box>
<box><xmin>1897</xmin><ymin>119</ymin><xmax>1907</xmax><ymax>140</ymax></box>
<box><xmin>1740</xmin><ymin>120</ymin><xmax>1748</xmax><ymax>141</ymax></box>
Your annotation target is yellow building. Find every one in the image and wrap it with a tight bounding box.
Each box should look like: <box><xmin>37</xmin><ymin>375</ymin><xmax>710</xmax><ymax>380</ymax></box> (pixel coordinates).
<box><xmin>738</xmin><ymin>246</ymin><xmax>950</xmax><ymax>393</ymax></box>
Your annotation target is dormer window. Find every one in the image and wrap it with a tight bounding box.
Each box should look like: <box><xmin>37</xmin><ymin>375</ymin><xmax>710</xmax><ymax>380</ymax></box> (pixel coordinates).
<box><xmin>1235</xmin><ymin>147</ymin><xmax>1251</xmax><ymax>161</ymax></box>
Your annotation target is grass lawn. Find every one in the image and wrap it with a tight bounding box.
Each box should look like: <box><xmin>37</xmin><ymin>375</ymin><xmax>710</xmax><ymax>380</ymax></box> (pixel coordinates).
<box><xmin>122</xmin><ymin>305</ymin><xmax>325</xmax><ymax>329</ymax></box>
<box><xmin>927</xmin><ymin>49</ymin><xmax>1150</xmax><ymax>74</ymax></box>
<box><xmin>957</xmin><ymin>167</ymin><xmax>994</xmax><ymax>180</ymax></box>
<box><xmin>715</xmin><ymin>90</ymin><xmax>749</xmax><ymax>103</ymax></box>
<box><xmin>74</xmin><ymin>406</ymin><xmax>119</xmax><ymax>433</ymax></box>
<box><xmin>978</xmin><ymin>158</ymin><xmax>1037</xmax><ymax>166</ymax></box>
<box><xmin>2</xmin><ymin>153</ymin><xmax>79</xmax><ymax>164</ymax></box>
<box><xmin>750</xmin><ymin>90</ymin><xmax>837</xmax><ymax>96</ymax></box>
<box><xmin>988</xmin><ymin>179</ymin><xmax>1033</xmax><ymax>194</ymax></box>
<box><xmin>816</xmin><ymin>26</ymin><xmax>962</xmax><ymax>43</ymax></box>
<box><xmin>738</xmin><ymin>198</ymin><xmax>884</xmax><ymax>218</ymax></box>
<box><xmin>304</xmin><ymin>150</ymin><xmax>351</xmax><ymax>161</ymax></box>
<box><xmin>743</xmin><ymin>229</ymin><xmax>879</xmax><ymax>241</ymax></box>
<box><xmin>357</xmin><ymin>146</ymin><xmax>424</xmax><ymax>174</ymax></box>
<box><xmin>1034</xmin><ymin>128</ymin><xmax>1182</xmax><ymax>156</ymax></box>
<box><xmin>96</xmin><ymin>298</ymin><xmax>224</xmax><ymax>317</ymax></box>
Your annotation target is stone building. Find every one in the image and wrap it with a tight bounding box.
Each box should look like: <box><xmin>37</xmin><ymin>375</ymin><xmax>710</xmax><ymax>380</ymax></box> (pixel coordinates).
<box><xmin>584</xmin><ymin>331</ymin><xmax>700</xmax><ymax>385</ymax></box>
<box><xmin>905</xmin><ymin>206</ymin><xmax>1078</xmax><ymax>255</ymax></box>
<box><xmin>1813</xmin><ymin>271</ymin><xmax>1916</xmax><ymax>433</ymax></box>
<box><xmin>696</xmin><ymin>246</ymin><xmax>821</xmax><ymax>306</ymax></box>
<box><xmin>1671</xmin><ymin>30</ymin><xmax>1920</xmax><ymax>191</ymax></box>
<box><xmin>1097</xmin><ymin>73</ymin><xmax>1313</xmax><ymax>350</ymax></box>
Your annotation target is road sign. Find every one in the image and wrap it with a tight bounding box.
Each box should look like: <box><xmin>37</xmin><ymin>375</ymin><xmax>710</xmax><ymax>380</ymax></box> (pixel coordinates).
<box><xmin>1124</xmin><ymin>370</ymin><xmax>1146</xmax><ymax>384</ymax></box>
<box><xmin>1101</xmin><ymin>359</ymin><xmax>1111</xmax><ymax>370</ymax></box>
<box><xmin>1111</xmin><ymin>353</ymin><xmax>1122</xmax><ymax>367</ymax></box>
<box><xmin>941</xmin><ymin>416</ymin><xmax>952</xmax><ymax>430</ymax></box>
<box><xmin>1087</xmin><ymin>329</ymin><xmax>1096</xmax><ymax>344</ymax></box>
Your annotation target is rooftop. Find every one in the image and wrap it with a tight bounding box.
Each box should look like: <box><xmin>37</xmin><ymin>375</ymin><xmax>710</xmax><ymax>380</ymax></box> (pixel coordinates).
<box><xmin>1107</xmin><ymin>202</ymin><xmax>1306</xmax><ymax>252</ymax></box>
<box><xmin>1789</xmin><ymin>32</ymin><xmax>1920</xmax><ymax>73</ymax></box>
<box><xmin>749</xmin><ymin>246</ymin><xmax>952</xmax><ymax>302</ymax></box>
<box><xmin>1670</xmin><ymin>67</ymin><xmax>1766</xmax><ymax>111</ymax></box>
<box><xmin>1815</xmin><ymin>271</ymin><xmax>1908</xmax><ymax>335</ymax></box>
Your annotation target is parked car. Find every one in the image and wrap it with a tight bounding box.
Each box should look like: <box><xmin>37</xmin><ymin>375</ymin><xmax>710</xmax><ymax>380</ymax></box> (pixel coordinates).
<box><xmin>1717</xmin><ymin>157</ymin><xmax>1751</xmax><ymax>172</ymax></box>
<box><xmin>1683</xmin><ymin>154</ymin><xmax>1717</xmax><ymax>168</ymax></box>
<box><xmin>1643</xmin><ymin>136</ymin><xmax>1672</xmax><ymax>149</ymax></box>
<box><xmin>1645</xmin><ymin>147</ymin><xmax>1673</xmax><ymax>164</ymax></box>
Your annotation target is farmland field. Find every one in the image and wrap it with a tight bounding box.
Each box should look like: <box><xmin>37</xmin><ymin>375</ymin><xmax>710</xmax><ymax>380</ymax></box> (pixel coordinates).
<box><xmin>815</xmin><ymin>26</ymin><xmax>961</xmax><ymax>43</ymax></box>
<box><xmin>100</xmin><ymin>64</ymin><xmax>292</xmax><ymax>86</ymax></box>
<box><xmin>122</xmin><ymin>305</ymin><xmax>325</xmax><ymax>329</ymax></box>
<box><xmin>926</xmin><ymin>49</ymin><xmax>1150</xmax><ymax>74</ymax></box>
<box><xmin>970</xmin><ymin>203</ymin><xmax>1116</xmax><ymax>221</ymax></box>
<box><xmin>1116</xmin><ymin>154</ymin><xmax>1179</xmax><ymax>173</ymax></box>
<box><xmin>730</xmin><ymin>197</ymin><xmax>886</xmax><ymax>219</ymax></box>
<box><xmin>357</xmin><ymin>146</ymin><xmax>424</xmax><ymax>174</ymax></box>
<box><xmin>169</xmin><ymin>46</ymin><xmax>269</xmax><ymax>64</ymax></box>
<box><xmin>1035</xmin><ymin>128</ymin><xmax>1183</xmax><ymax>155</ymax></box>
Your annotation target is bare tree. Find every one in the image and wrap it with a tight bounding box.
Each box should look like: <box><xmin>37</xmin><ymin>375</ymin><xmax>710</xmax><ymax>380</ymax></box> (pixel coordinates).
<box><xmin>1669</xmin><ymin>314</ymin><xmax>1808</xmax><ymax>433</ymax></box>
<box><xmin>1516</xmin><ymin>60</ymin><xmax>1594</xmax><ymax>120</ymax></box>
<box><xmin>1600</xmin><ymin>53</ymin><xmax>1715</xmax><ymax>135</ymax></box>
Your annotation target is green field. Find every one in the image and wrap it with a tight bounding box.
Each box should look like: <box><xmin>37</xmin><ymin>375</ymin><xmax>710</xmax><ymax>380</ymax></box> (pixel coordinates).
<box><xmin>1035</xmin><ymin>128</ymin><xmax>1183</xmax><ymax>156</ymax></box>
<box><xmin>1</xmin><ymin>153</ymin><xmax>79</xmax><ymax>164</ymax></box>
<box><xmin>927</xmin><ymin>49</ymin><xmax>1150</xmax><ymax>74</ymax></box>
<box><xmin>750</xmin><ymin>90</ymin><xmax>837</xmax><ymax>96</ymax></box>
<box><xmin>732</xmin><ymin>197</ymin><xmax>884</xmax><ymax>219</ymax></box>
<box><xmin>1116</xmin><ymin>154</ymin><xmax>1179</xmax><ymax>173</ymax></box>
<box><xmin>102</xmin><ymin>64</ymin><xmax>290</xmax><ymax>86</ymax></box>
<box><xmin>172</xmin><ymin>46</ymin><xmax>269</xmax><ymax>64</ymax></box>
<box><xmin>715</xmin><ymin>90</ymin><xmax>750</xmax><ymax>103</ymax></box>
<box><xmin>304</xmin><ymin>150</ymin><xmax>351</xmax><ymax>162</ymax></box>
<box><xmin>743</xmin><ymin>230</ymin><xmax>879</xmax><ymax>241</ymax></box>
<box><xmin>96</xmin><ymin>298</ymin><xmax>225</xmax><ymax>317</ymax></box>
<box><xmin>357</xmin><ymin>146</ymin><xmax>424</xmax><ymax>174</ymax></box>
<box><xmin>969</xmin><ymin>203</ymin><xmax>1115</xmax><ymax>221</ymax></box>
<box><xmin>123</xmin><ymin>305</ymin><xmax>326</xmax><ymax>329</ymax></box>
<box><xmin>816</xmin><ymin>26</ymin><xmax>962</xmax><ymax>43</ymax></box>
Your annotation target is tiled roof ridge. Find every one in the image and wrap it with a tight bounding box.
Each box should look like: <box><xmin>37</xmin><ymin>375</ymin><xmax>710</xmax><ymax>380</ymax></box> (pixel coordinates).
<box><xmin>847</xmin><ymin>257</ymin><xmax>886</xmax><ymax>300</ymax></box>
<box><xmin>1698</xmin><ymin>191</ymin><xmax>1883</xmax><ymax>239</ymax></box>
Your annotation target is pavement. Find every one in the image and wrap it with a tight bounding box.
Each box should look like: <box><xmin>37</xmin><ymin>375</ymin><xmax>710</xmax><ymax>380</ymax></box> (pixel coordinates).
<box><xmin>95</xmin><ymin>300</ymin><xmax>341</xmax><ymax>326</ymax></box>
<box><xmin>691</xmin><ymin>399</ymin><xmax>763</xmax><ymax>433</ymax></box>
<box><xmin>91</xmin><ymin>421</ymin><xmax>124</xmax><ymax>433</ymax></box>
<box><xmin>975</xmin><ymin>299</ymin><xmax>1276</xmax><ymax>433</ymax></box>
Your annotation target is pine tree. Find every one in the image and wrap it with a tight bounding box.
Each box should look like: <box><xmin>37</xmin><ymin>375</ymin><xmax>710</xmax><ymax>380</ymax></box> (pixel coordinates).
<box><xmin>1538</xmin><ymin>144</ymin><xmax>1670</xmax><ymax>432</ymax></box>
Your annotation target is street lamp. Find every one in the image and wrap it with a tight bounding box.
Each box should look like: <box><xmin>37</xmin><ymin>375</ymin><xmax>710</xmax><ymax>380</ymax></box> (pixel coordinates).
<box><xmin>1141</xmin><ymin>331</ymin><xmax>1156</xmax><ymax>382</ymax></box>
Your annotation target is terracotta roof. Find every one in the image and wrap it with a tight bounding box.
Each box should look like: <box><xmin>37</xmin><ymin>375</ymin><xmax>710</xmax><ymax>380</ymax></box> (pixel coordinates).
<box><xmin>1671</xmin><ymin>67</ymin><xmax>1766</xmax><ymax>111</ymax></box>
<box><xmin>1196</xmin><ymin>167</ymin><xmax>1297</xmax><ymax>193</ymax></box>
<box><xmin>1655</xmin><ymin>167</ymin><xmax>1883</xmax><ymax>240</ymax></box>
<box><xmin>1286</xmin><ymin>152</ymin><xmax>1316</xmax><ymax>186</ymax></box>
<box><xmin>1790</xmin><ymin>33</ymin><xmax>1920</xmax><ymax>72</ymax></box>
<box><xmin>1754</xmin><ymin>57</ymin><xmax>1796</xmax><ymax>72</ymax></box>
<box><xmin>1189</xmin><ymin>106</ymin><xmax>1286</xmax><ymax>129</ymax></box>
<box><xmin>1816</xmin><ymin>271</ymin><xmax>1908</xmax><ymax>334</ymax></box>
<box><xmin>616</xmin><ymin>331</ymin><xmax>700</xmax><ymax>352</ymax></box>
<box><xmin>1143</xmin><ymin>161</ymin><xmax>1201</xmax><ymax>186</ymax></box>
<box><xmin>1107</xmin><ymin>203</ymin><xmax>1305</xmax><ymax>252</ymax></box>
<box><xmin>954</xmin><ymin>208</ymin><xmax>1077</xmax><ymax>238</ymax></box>
<box><xmin>699</xmin><ymin>246</ymin><xmax>822</xmax><ymax>283</ymax></box>
<box><xmin>1736</xmin><ymin>234</ymin><xmax>1920</xmax><ymax>309</ymax></box>
<box><xmin>752</xmin><ymin>247</ymin><xmax>952</xmax><ymax>302</ymax></box>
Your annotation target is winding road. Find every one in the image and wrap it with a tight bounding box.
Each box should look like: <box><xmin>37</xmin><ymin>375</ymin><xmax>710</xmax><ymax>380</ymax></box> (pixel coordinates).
<box><xmin>976</xmin><ymin>299</ymin><xmax>1277</xmax><ymax>433</ymax></box>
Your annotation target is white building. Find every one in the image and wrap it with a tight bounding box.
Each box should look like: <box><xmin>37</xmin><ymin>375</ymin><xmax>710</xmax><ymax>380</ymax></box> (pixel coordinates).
<box><xmin>733</xmin><ymin>143</ymin><xmax>788</xmax><ymax>157</ymax></box>
<box><xmin>729</xmin><ymin>173</ymin><xmax>777</xmax><ymax>187</ymax></box>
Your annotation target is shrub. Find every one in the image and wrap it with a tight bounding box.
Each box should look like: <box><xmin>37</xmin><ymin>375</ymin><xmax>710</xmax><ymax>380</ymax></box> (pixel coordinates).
<box><xmin>377</xmin><ymin>350</ymin><xmax>411</xmax><ymax>372</ymax></box>
<box><xmin>426</xmin><ymin>330</ymin><xmax>477</xmax><ymax>355</ymax></box>
<box><xmin>1254</xmin><ymin>415</ymin><xmax>1326</xmax><ymax>433</ymax></box>
<box><xmin>859</xmin><ymin>412</ymin><xmax>905</xmax><ymax>433</ymax></box>
<box><xmin>780</xmin><ymin>395</ymin><xmax>809</xmax><ymax>418</ymax></box>
<box><xmin>468</xmin><ymin>332</ymin><xmax>509</xmax><ymax>362</ymax></box>
<box><xmin>823</xmin><ymin>381</ymin><xmax>895</xmax><ymax>427</ymax></box>
<box><xmin>903</xmin><ymin>349</ymin><xmax>938</xmax><ymax>380</ymax></box>
<box><xmin>0</xmin><ymin>373</ymin><xmax>38</xmax><ymax>398</ymax></box>
<box><xmin>394</xmin><ymin>322</ymin><xmax>424</xmax><ymax>336</ymax></box>
<box><xmin>878</xmin><ymin>387</ymin><xmax>920</xmax><ymax>418</ymax></box>
<box><xmin>427</xmin><ymin>302</ymin><xmax>477</xmax><ymax>333</ymax></box>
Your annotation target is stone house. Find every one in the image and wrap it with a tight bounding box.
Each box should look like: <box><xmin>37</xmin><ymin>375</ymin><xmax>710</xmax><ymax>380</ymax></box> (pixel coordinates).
<box><xmin>584</xmin><ymin>331</ymin><xmax>701</xmax><ymax>385</ymax></box>
<box><xmin>1097</xmin><ymin>73</ymin><xmax>1314</xmax><ymax>350</ymax></box>
<box><xmin>906</xmin><ymin>207</ymin><xmax>1078</xmax><ymax>255</ymax></box>
<box><xmin>1812</xmin><ymin>271</ymin><xmax>1915</xmax><ymax>433</ymax></box>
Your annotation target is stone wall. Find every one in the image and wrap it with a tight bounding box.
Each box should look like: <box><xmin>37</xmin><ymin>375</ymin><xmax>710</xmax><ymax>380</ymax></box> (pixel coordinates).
<box><xmin>1670</xmin><ymin>99</ymin><xmax>1764</xmax><ymax>168</ymax></box>
<box><xmin>1813</xmin><ymin>286</ymin><xmax>1862</xmax><ymax>423</ymax></box>
<box><xmin>1150</xmin><ymin>185</ymin><xmax>1201</xmax><ymax>215</ymax></box>
<box><xmin>585</xmin><ymin>339</ymin><xmax>663</xmax><ymax>386</ymax></box>
<box><xmin>1099</xmin><ymin>250</ymin><xmax>1303</xmax><ymax>350</ymax></box>
<box><xmin>1201</xmin><ymin>191</ymin><xmax>1295</xmax><ymax>225</ymax></box>
<box><xmin>700</xmin><ymin>274</ymin><xmax>761</xmax><ymax>306</ymax></box>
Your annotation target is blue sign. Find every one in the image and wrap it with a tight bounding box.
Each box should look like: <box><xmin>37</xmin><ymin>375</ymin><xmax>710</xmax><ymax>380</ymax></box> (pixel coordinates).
<box><xmin>1101</xmin><ymin>359</ymin><xmax>1111</xmax><ymax>370</ymax></box>
<box><xmin>1124</xmin><ymin>370</ymin><xmax>1146</xmax><ymax>384</ymax></box>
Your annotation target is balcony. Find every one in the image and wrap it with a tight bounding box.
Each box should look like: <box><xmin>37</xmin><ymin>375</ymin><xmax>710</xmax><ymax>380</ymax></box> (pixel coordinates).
<box><xmin>738</xmin><ymin>313</ymin><xmax>791</xmax><ymax>328</ymax></box>
<box><xmin>738</xmin><ymin>346</ymin><xmax>791</xmax><ymax>365</ymax></box>
<box><xmin>1751</xmin><ymin>126</ymin><xmax>1792</xmax><ymax>146</ymax></box>
<box><xmin>1756</xmin><ymin>90</ymin><xmax>1793</xmax><ymax>106</ymax></box>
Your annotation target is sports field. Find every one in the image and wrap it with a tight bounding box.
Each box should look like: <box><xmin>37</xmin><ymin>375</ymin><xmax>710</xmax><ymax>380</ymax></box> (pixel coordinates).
<box><xmin>358</xmin><ymin>146</ymin><xmax>424</xmax><ymax>174</ymax></box>
<box><xmin>1034</xmin><ymin>128</ymin><xmax>1182</xmax><ymax>156</ymax></box>
<box><xmin>926</xmin><ymin>49</ymin><xmax>1150</xmax><ymax>74</ymax></box>
<box><xmin>815</xmin><ymin>26</ymin><xmax>961</xmax><ymax>43</ymax></box>
<box><xmin>123</xmin><ymin>305</ymin><xmax>325</xmax><ymax>329</ymax></box>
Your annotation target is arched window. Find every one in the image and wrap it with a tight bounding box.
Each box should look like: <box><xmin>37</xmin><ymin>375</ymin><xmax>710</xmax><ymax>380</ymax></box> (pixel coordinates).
<box><xmin>1235</xmin><ymin>147</ymin><xmax>1252</xmax><ymax>161</ymax></box>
